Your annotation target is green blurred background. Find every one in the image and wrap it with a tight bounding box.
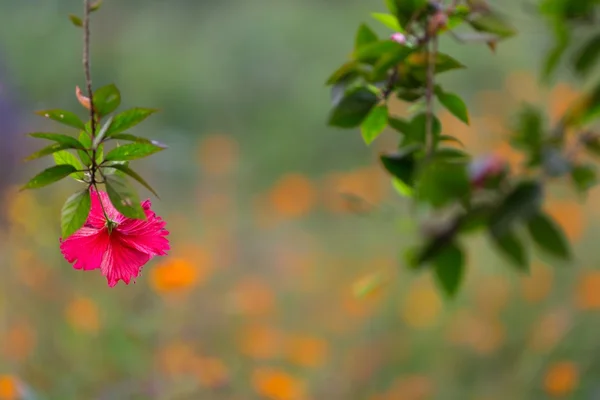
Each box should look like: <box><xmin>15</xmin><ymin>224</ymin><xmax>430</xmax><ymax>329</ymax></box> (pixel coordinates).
<box><xmin>1</xmin><ymin>1</ymin><xmax>600</xmax><ymax>399</ymax></box>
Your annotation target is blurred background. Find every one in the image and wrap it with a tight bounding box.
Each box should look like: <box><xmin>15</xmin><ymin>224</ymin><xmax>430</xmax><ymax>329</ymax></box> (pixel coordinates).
<box><xmin>1</xmin><ymin>1</ymin><xmax>599</xmax><ymax>399</ymax></box>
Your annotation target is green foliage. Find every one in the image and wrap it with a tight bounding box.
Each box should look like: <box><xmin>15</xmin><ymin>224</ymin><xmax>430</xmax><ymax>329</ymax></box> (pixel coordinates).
<box><xmin>105</xmin><ymin>174</ymin><xmax>146</xmax><ymax>220</ymax></box>
<box><xmin>21</xmin><ymin>165</ymin><xmax>79</xmax><ymax>190</ymax></box>
<box><xmin>61</xmin><ymin>189</ymin><xmax>92</xmax><ymax>239</ymax></box>
<box><xmin>326</xmin><ymin>0</ymin><xmax>600</xmax><ymax>298</ymax></box>
<box><xmin>361</xmin><ymin>104</ymin><xmax>388</xmax><ymax>145</ymax></box>
<box><xmin>23</xmin><ymin>4</ymin><xmax>164</xmax><ymax>236</ymax></box>
<box><xmin>433</xmin><ymin>242</ymin><xmax>465</xmax><ymax>298</ymax></box>
<box><xmin>35</xmin><ymin>109</ymin><xmax>86</xmax><ymax>130</ymax></box>
<box><xmin>434</xmin><ymin>86</ymin><xmax>469</xmax><ymax>124</ymax></box>
<box><xmin>527</xmin><ymin>212</ymin><xmax>571</xmax><ymax>260</ymax></box>
<box><xmin>328</xmin><ymin>87</ymin><xmax>379</xmax><ymax>128</ymax></box>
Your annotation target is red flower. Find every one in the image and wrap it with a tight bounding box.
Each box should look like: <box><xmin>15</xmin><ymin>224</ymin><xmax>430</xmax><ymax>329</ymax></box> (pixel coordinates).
<box><xmin>60</xmin><ymin>188</ymin><xmax>170</xmax><ymax>287</ymax></box>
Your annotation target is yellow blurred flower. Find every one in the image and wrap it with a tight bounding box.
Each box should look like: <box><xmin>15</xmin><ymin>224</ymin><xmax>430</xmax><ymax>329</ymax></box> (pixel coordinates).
<box><xmin>252</xmin><ymin>368</ymin><xmax>305</xmax><ymax>400</ymax></box>
<box><xmin>473</xmin><ymin>275</ymin><xmax>511</xmax><ymax>315</ymax></box>
<box><xmin>268</xmin><ymin>174</ymin><xmax>316</xmax><ymax>219</ymax></box>
<box><xmin>191</xmin><ymin>357</ymin><xmax>229</xmax><ymax>388</ymax></box>
<box><xmin>0</xmin><ymin>375</ymin><xmax>19</xmax><ymax>400</ymax></box>
<box><xmin>400</xmin><ymin>277</ymin><xmax>442</xmax><ymax>329</ymax></box>
<box><xmin>156</xmin><ymin>341</ymin><xmax>196</xmax><ymax>377</ymax></box>
<box><xmin>544</xmin><ymin>362</ymin><xmax>578</xmax><ymax>397</ymax></box>
<box><xmin>574</xmin><ymin>270</ymin><xmax>600</xmax><ymax>310</ymax></box>
<box><xmin>545</xmin><ymin>200</ymin><xmax>585</xmax><ymax>242</ymax></box>
<box><xmin>528</xmin><ymin>308</ymin><xmax>572</xmax><ymax>352</ymax></box>
<box><xmin>284</xmin><ymin>335</ymin><xmax>328</xmax><ymax>368</ymax></box>
<box><xmin>321</xmin><ymin>167</ymin><xmax>387</xmax><ymax>214</ymax></box>
<box><xmin>65</xmin><ymin>296</ymin><xmax>101</xmax><ymax>333</ymax></box>
<box><xmin>447</xmin><ymin>310</ymin><xmax>505</xmax><ymax>356</ymax></box>
<box><xmin>520</xmin><ymin>263</ymin><xmax>553</xmax><ymax>303</ymax></box>
<box><xmin>2</xmin><ymin>321</ymin><xmax>35</xmax><ymax>363</ymax></box>
<box><xmin>386</xmin><ymin>375</ymin><xmax>435</xmax><ymax>400</ymax></box>
<box><xmin>197</xmin><ymin>133</ymin><xmax>239</xmax><ymax>177</ymax></box>
<box><xmin>239</xmin><ymin>324</ymin><xmax>283</xmax><ymax>360</ymax></box>
<box><xmin>150</xmin><ymin>257</ymin><xmax>203</xmax><ymax>294</ymax></box>
<box><xmin>230</xmin><ymin>277</ymin><xmax>275</xmax><ymax>317</ymax></box>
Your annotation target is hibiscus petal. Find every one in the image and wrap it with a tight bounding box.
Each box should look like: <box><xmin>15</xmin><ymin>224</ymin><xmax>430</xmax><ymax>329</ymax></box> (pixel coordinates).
<box><xmin>60</xmin><ymin>227</ymin><xmax>109</xmax><ymax>271</ymax></box>
<box><xmin>116</xmin><ymin>199</ymin><xmax>170</xmax><ymax>256</ymax></box>
<box><xmin>100</xmin><ymin>238</ymin><xmax>151</xmax><ymax>287</ymax></box>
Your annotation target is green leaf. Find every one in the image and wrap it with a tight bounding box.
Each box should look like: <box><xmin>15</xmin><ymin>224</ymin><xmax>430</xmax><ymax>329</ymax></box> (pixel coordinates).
<box><xmin>354</xmin><ymin>40</ymin><xmax>404</xmax><ymax>63</ymax></box>
<box><xmin>396</xmin><ymin>89</ymin><xmax>423</xmax><ymax>102</ymax></box>
<box><xmin>104</xmin><ymin>174</ymin><xmax>146</xmax><ymax>220</ymax></box>
<box><xmin>439</xmin><ymin>135</ymin><xmax>465</xmax><ymax>147</ymax></box>
<box><xmin>77</xmin><ymin>131</ymin><xmax>103</xmax><ymax>166</ymax></box>
<box><xmin>102</xmin><ymin>160</ymin><xmax>129</xmax><ymax>177</ymax></box>
<box><xmin>469</xmin><ymin>12</ymin><xmax>516</xmax><ymax>38</ymax></box>
<box><xmin>435</xmin><ymin>87</ymin><xmax>469</xmax><ymax>124</ymax></box>
<box><xmin>574</xmin><ymin>33</ymin><xmax>600</xmax><ymax>76</ymax></box>
<box><xmin>355</xmin><ymin>24</ymin><xmax>378</xmax><ymax>50</ymax></box>
<box><xmin>326</xmin><ymin>61</ymin><xmax>360</xmax><ymax>85</ymax></box>
<box><xmin>35</xmin><ymin>109</ymin><xmax>85</xmax><ymax>130</ymax></box>
<box><xmin>371</xmin><ymin>46</ymin><xmax>412</xmax><ymax>81</ymax></box>
<box><xmin>21</xmin><ymin>165</ymin><xmax>78</xmax><ymax>190</ymax></box>
<box><xmin>542</xmin><ymin>20</ymin><xmax>569</xmax><ymax>81</ymax></box>
<box><xmin>527</xmin><ymin>212</ymin><xmax>571</xmax><ymax>260</ymax></box>
<box><xmin>361</xmin><ymin>104</ymin><xmax>388</xmax><ymax>145</ymax></box>
<box><xmin>102</xmin><ymin>163</ymin><xmax>159</xmax><ymax>198</ymax></box>
<box><xmin>371</xmin><ymin>12</ymin><xmax>402</xmax><ymax>32</ymax></box>
<box><xmin>61</xmin><ymin>190</ymin><xmax>92</xmax><ymax>239</ymax></box>
<box><xmin>328</xmin><ymin>87</ymin><xmax>379</xmax><ymax>128</ymax></box>
<box><xmin>93</xmin><ymin>116</ymin><xmax>114</xmax><ymax>148</ymax></box>
<box><xmin>511</xmin><ymin>105</ymin><xmax>544</xmax><ymax>151</ymax></box>
<box><xmin>490</xmin><ymin>231</ymin><xmax>529</xmax><ymax>271</ymax></box>
<box><xmin>53</xmin><ymin>150</ymin><xmax>86</xmax><ymax>181</ymax></box>
<box><xmin>388</xmin><ymin>117</ymin><xmax>410</xmax><ymax>134</ymax></box>
<box><xmin>401</xmin><ymin>113</ymin><xmax>442</xmax><ymax>146</ymax></box>
<box><xmin>104</xmin><ymin>142</ymin><xmax>167</xmax><ymax>162</ymax></box>
<box><xmin>391</xmin><ymin>177</ymin><xmax>413</xmax><ymax>197</ymax></box>
<box><xmin>29</xmin><ymin>133</ymin><xmax>85</xmax><ymax>149</ymax></box>
<box><xmin>407</xmin><ymin>52</ymin><xmax>466</xmax><ymax>79</ymax></box>
<box><xmin>433</xmin><ymin>242</ymin><xmax>465</xmax><ymax>298</ymax></box>
<box><xmin>393</xmin><ymin>0</ymin><xmax>427</xmax><ymax>27</ymax></box>
<box><xmin>416</xmin><ymin>158</ymin><xmax>470</xmax><ymax>208</ymax></box>
<box><xmin>490</xmin><ymin>180</ymin><xmax>543</xmax><ymax>238</ymax></box>
<box><xmin>380</xmin><ymin>144</ymin><xmax>421</xmax><ymax>187</ymax></box>
<box><xmin>93</xmin><ymin>84</ymin><xmax>121</xmax><ymax>117</ymax></box>
<box><xmin>107</xmin><ymin>133</ymin><xmax>165</xmax><ymax>146</ymax></box>
<box><xmin>24</xmin><ymin>142</ymin><xmax>81</xmax><ymax>162</ymax></box>
<box><xmin>68</xmin><ymin>14</ymin><xmax>83</xmax><ymax>27</ymax></box>
<box><xmin>571</xmin><ymin>164</ymin><xmax>597</xmax><ymax>192</ymax></box>
<box><xmin>90</xmin><ymin>0</ymin><xmax>102</xmax><ymax>11</ymax></box>
<box><xmin>105</xmin><ymin>108</ymin><xmax>159</xmax><ymax>137</ymax></box>
<box><xmin>435</xmin><ymin>147</ymin><xmax>470</xmax><ymax>162</ymax></box>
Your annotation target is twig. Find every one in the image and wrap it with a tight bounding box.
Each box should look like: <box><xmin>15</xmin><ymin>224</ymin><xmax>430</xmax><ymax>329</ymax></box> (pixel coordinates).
<box><xmin>83</xmin><ymin>0</ymin><xmax>96</xmax><ymax>137</ymax></box>
<box><xmin>425</xmin><ymin>34</ymin><xmax>438</xmax><ymax>157</ymax></box>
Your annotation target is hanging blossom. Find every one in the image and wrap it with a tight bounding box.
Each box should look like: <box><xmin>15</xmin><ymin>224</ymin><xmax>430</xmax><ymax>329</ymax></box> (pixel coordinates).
<box><xmin>60</xmin><ymin>188</ymin><xmax>170</xmax><ymax>287</ymax></box>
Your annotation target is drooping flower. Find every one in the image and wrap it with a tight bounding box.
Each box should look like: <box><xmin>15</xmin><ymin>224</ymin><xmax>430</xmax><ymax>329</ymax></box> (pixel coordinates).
<box><xmin>60</xmin><ymin>188</ymin><xmax>169</xmax><ymax>287</ymax></box>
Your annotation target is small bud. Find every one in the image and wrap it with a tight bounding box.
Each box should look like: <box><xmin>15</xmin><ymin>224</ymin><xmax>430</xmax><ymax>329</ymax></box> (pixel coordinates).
<box><xmin>469</xmin><ymin>154</ymin><xmax>508</xmax><ymax>188</ymax></box>
<box><xmin>390</xmin><ymin>32</ymin><xmax>407</xmax><ymax>44</ymax></box>
<box><xmin>75</xmin><ymin>86</ymin><xmax>91</xmax><ymax>110</ymax></box>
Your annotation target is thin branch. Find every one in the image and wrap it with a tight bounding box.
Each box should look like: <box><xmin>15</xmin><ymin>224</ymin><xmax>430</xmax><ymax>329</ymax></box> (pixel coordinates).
<box><xmin>83</xmin><ymin>0</ymin><xmax>96</xmax><ymax>137</ymax></box>
<box><xmin>425</xmin><ymin>34</ymin><xmax>438</xmax><ymax>157</ymax></box>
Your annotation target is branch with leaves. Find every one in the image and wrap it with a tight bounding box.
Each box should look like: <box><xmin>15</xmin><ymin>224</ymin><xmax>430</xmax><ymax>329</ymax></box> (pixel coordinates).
<box><xmin>326</xmin><ymin>0</ymin><xmax>600</xmax><ymax>298</ymax></box>
<box><xmin>21</xmin><ymin>0</ymin><xmax>169</xmax><ymax>287</ymax></box>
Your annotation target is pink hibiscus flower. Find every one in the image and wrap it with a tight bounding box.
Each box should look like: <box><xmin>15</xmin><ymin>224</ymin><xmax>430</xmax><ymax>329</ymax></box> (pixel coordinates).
<box><xmin>60</xmin><ymin>188</ymin><xmax>170</xmax><ymax>287</ymax></box>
